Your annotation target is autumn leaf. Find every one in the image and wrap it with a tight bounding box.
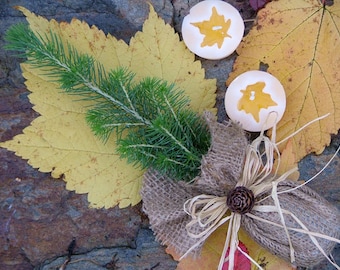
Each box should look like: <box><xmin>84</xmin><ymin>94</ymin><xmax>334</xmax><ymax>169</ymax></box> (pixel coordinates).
<box><xmin>0</xmin><ymin>5</ymin><xmax>216</xmax><ymax>208</ymax></box>
<box><xmin>222</xmin><ymin>241</ymin><xmax>251</xmax><ymax>270</ymax></box>
<box><xmin>274</xmin><ymin>138</ymin><xmax>300</xmax><ymax>181</ymax></box>
<box><xmin>227</xmin><ymin>0</ymin><xmax>340</xmax><ymax>166</ymax></box>
<box><xmin>238</xmin><ymin>228</ymin><xmax>295</xmax><ymax>270</ymax></box>
<box><xmin>167</xmin><ymin>224</ymin><xmax>294</xmax><ymax>270</ymax></box>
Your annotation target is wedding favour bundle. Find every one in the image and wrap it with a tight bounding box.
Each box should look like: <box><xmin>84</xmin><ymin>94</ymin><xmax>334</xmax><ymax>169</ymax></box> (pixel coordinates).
<box><xmin>4</xmin><ymin>1</ymin><xmax>340</xmax><ymax>269</ymax></box>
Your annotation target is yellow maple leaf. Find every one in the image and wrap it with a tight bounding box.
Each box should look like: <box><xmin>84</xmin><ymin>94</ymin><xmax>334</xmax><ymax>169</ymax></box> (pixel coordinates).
<box><xmin>274</xmin><ymin>138</ymin><xmax>300</xmax><ymax>181</ymax></box>
<box><xmin>227</xmin><ymin>0</ymin><xmax>340</xmax><ymax>165</ymax></box>
<box><xmin>0</xmin><ymin>5</ymin><xmax>216</xmax><ymax>208</ymax></box>
<box><xmin>238</xmin><ymin>81</ymin><xmax>278</xmax><ymax>122</ymax></box>
<box><xmin>191</xmin><ymin>6</ymin><xmax>232</xmax><ymax>49</ymax></box>
<box><xmin>167</xmin><ymin>224</ymin><xmax>294</xmax><ymax>270</ymax></box>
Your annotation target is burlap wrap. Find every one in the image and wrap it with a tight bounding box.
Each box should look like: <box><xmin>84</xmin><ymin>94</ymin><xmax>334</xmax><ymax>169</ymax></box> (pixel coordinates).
<box><xmin>141</xmin><ymin>113</ymin><xmax>340</xmax><ymax>267</ymax></box>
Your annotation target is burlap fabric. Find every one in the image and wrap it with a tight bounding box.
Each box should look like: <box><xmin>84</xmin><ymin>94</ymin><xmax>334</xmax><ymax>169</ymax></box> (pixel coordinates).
<box><xmin>242</xmin><ymin>180</ymin><xmax>340</xmax><ymax>266</ymax></box>
<box><xmin>141</xmin><ymin>113</ymin><xmax>340</xmax><ymax>267</ymax></box>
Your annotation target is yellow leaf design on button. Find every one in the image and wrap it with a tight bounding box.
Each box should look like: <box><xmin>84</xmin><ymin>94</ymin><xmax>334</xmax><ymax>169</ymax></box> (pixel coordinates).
<box><xmin>227</xmin><ymin>0</ymin><xmax>340</xmax><ymax>165</ymax></box>
<box><xmin>238</xmin><ymin>82</ymin><xmax>278</xmax><ymax>122</ymax></box>
<box><xmin>191</xmin><ymin>7</ymin><xmax>232</xmax><ymax>48</ymax></box>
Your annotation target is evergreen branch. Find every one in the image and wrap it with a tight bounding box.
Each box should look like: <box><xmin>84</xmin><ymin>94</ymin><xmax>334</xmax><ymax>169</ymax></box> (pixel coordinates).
<box><xmin>5</xmin><ymin>23</ymin><xmax>211</xmax><ymax>181</ymax></box>
<box><xmin>162</xmin><ymin>92</ymin><xmax>188</xmax><ymax>141</ymax></box>
<box><xmin>6</xmin><ymin>24</ymin><xmax>150</xmax><ymax>133</ymax></box>
<box><xmin>159</xmin><ymin>125</ymin><xmax>193</xmax><ymax>155</ymax></box>
<box><xmin>124</xmin><ymin>144</ymin><xmax>165</xmax><ymax>150</ymax></box>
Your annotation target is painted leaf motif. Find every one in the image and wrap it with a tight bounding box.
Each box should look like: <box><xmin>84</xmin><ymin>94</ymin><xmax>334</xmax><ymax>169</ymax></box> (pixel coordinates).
<box><xmin>227</xmin><ymin>0</ymin><xmax>340</xmax><ymax>166</ymax></box>
<box><xmin>238</xmin><ymin>81</ymin><xmax>278</xmax><ymax>123</ymax></box>
<box><xmin>166</xmin><ymin>224</ymin><xmax>294</xmax><ymax>270</ymax></box>
<box><xmin>0</xmin><ymin>6</ymin><xmax>216</xmax><ymax>208</ymax></box>
<box><xmin>190</xmin><ymin>6</ymin><xmax>232</xmax><ymax>49</ymax></box>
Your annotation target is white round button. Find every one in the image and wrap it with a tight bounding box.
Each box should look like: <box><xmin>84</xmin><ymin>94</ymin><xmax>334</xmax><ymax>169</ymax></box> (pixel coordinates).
<box><xmin>225</xmin><ymin>70</ymin><xmax>286</xmax><ymax>132</ymax></box>
<box><xmin>182</xmin><ymin>0</ymin><xmax>244</xmax><ymax>60</ymax></box>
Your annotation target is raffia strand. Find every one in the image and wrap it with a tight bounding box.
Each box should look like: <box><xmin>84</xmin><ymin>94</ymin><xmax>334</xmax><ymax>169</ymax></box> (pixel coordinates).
<box><xmin>181</xmin><ymin>113</ymin><xmax>340</xmax><ymax>270</ymax></box>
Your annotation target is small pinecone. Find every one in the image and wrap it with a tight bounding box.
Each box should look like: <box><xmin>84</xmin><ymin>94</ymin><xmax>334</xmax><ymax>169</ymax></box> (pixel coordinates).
<box><xmin>226</xmin><ymin>186</ymin><xmax>255</xmax><ymax>215</ymax></box>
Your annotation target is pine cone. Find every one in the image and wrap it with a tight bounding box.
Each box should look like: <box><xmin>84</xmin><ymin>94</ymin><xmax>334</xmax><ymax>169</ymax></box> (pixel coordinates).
<box><xmin>226</xmin><ymin>186</ymin><xmax>255</xmax><ymax>214</ymax></box>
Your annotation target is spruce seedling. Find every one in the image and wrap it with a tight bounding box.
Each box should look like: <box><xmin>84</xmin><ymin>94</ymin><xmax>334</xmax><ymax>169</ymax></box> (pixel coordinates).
<box><xmin>5</xmin><ymin>23</ymin><xmax>211</xmax><ymax>181</ymax></box>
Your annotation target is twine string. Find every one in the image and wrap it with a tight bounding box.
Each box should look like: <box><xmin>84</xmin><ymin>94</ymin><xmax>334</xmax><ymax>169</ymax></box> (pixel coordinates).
<box><xmin>247</xmin><ymin>207</ymin><xmax>340</xmax><ymax>270</ymax></box>
<box><xmin>181</xmin><ymin>113</ymin><xmax>340</xmax><ymax>269</ymax></box>
<box><xmin>183</xmin><ymin>127</ymin><xmax>279</xmax><ymax>270</ymax></box>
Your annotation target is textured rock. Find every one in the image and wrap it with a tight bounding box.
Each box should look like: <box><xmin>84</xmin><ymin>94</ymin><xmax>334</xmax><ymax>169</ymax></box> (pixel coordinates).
<box><xmin>299</xmin><ymin>147</ymin><xmax>340</xmax><ymax>209</ymax></box>
<box><xmin>0</xmin><ymin>148</ymin><xmax>144</xmax><ymax>269</ymax></box>
<box><xmin>38</xmin><ymin>228</ymin><xmax>177</xmax><ymax>270</ymax></box>
<box><xmin>0</xmin><ymin>1</ymin><xmax>176</xmax><ymax>269</ymax></box>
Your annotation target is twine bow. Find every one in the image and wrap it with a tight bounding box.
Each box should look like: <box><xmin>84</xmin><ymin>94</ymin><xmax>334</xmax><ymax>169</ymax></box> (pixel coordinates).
<box><xmin>182</xmin><ymin>114</ymin><xmax>340</xmax><ymax>270</ymax></box>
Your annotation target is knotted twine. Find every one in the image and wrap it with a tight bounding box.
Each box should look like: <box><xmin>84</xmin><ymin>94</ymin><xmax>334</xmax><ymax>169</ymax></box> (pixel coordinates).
<box><xmin>141</xmin><ymin>112</ymin><xmax>340</xmax><ymax>269</ymax></box>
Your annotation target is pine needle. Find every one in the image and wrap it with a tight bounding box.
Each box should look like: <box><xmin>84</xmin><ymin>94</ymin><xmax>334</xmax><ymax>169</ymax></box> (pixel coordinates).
<box><xmin>5</xmin><ymin>23</ymin><xmax>211</xmax><ymax>181</ymax></box>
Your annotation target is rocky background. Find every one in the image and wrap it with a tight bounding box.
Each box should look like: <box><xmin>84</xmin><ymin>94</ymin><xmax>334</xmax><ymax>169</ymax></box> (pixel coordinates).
<box><xmin>0</xmin><ymin>0</ymin><xmax>339</xmax><ymax>269</ymax></box>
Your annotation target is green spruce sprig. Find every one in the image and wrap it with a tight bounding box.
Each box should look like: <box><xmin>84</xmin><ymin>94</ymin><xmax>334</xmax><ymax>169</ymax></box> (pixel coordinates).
<box><xmin>5</xmin><ymin>23</ymin><xmax>211</xmax><ymax>181</ymax></box>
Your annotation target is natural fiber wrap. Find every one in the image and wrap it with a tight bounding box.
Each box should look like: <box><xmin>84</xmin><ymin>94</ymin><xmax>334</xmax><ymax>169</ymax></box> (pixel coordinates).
<box><xmin>242</xmin><ymin>180</ymin><xmax>339</xmax><ymax>266</ymax></box>
<box><xmin>141</xmin><ymin>113</ymin><xmax>340</xmax><ymax>267</ymax></box>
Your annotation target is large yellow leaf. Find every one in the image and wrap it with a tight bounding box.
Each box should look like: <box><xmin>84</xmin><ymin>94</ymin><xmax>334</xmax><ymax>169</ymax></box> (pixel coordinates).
<box><xmin>227</xmin><ymin>0</ymin><xmax>340</xmax><ymax>165</ymax></box>
<box><xmin>0</xmin><ymin>5</ymin><xmax>216</xmax><ymax>208</ymax></box>
<box><xmin>167</xmin><ymin>224</ymin><xmax>294</xmax><ymax>270</ymax></box>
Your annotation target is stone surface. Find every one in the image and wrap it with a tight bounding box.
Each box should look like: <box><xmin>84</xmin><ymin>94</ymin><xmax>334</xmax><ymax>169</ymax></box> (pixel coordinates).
<box><xmin>0</xmin><ymin>1</ymin><xmax>177</xmax><ymax>269</ymax></box>
<box><xmin>0</xmin><ymin>0</ymin><xmax>339</xmax><ymax>270</ymax></box>
<box><xmin>0</xmin><ymin>149</ymin><xmax>145</xmax><ymax>269</ymax></box>
<box><xmin>39</xmin><ymin>228</ymin><xmax>177</xmax><ymax>270</ymax></box>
